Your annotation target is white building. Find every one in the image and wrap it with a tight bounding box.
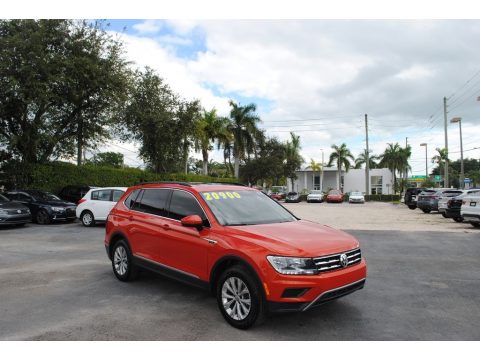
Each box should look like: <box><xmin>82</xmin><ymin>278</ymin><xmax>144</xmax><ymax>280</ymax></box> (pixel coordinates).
<box><xmin>291</xmin><ymin>167</ymin><xmax>394</xmax><ymax>195</ymax></box>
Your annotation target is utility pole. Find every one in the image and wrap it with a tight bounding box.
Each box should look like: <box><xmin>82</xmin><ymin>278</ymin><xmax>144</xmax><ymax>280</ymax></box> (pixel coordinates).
<box><xmin>405</xmin><ymin>137</ymin><xmax>408</xmax><ymax>187</ymax></box>
<box><xmin>443</xmin><ymin>97</ymin><xmax>449</xmax><ymax>187</ymax></box>
<box><xmin>365</xmin><ymin>114</ymin><xmax>370</xmax><ymax>196</ymax></box>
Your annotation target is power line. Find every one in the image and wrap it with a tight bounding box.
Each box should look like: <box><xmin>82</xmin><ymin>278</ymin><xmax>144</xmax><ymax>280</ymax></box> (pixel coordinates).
<box><xmin>447</xmin><ymin>68</ymin><xmax>480</xmax><ymax>101</ymax></box>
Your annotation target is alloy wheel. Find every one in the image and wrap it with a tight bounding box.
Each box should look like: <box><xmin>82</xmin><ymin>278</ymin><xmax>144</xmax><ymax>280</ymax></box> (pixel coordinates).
<box><xmin>82</xmin><ymin>212</ymin><xmax>93</xmax><ymax>226</ymax></box>
<box><xmin>114</xmin><ymin>246</ymin><xmax>128</xmax><ymax>276</ymax></box>
<box><xmin>221</xmin><ymin>276</ymin><xmax>251</xmax><ymax>321</ymax></box>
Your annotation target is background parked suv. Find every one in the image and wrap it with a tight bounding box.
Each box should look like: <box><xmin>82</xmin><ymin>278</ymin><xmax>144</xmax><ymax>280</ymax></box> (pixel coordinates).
<box><xmin>461</xmin><ymin>193</ymin><xmax>480</xmax><ymax>228</ymax></box>
<box><xmin>404</xmin><ymin>187</ymin><xmax>425</xmax><ymax>210</ymax></box>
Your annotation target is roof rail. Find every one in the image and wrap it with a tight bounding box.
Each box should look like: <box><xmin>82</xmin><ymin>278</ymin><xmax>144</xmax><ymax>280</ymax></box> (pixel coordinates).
<box><xmin>135</xmin><ymin>181</ymin><xmax>192</xmax><ymax>187</ymax></box>
<box><xmin>205</xmin><ymin>182</ymin><xmax>247</xmax><ymax>187</ymax></box>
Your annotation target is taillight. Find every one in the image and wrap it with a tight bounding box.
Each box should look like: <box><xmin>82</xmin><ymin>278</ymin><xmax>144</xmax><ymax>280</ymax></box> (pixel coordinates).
<box><xmin>78</xmin><ymin>198</ymin><xmax>87</xmax><ymax>205</ymax></box>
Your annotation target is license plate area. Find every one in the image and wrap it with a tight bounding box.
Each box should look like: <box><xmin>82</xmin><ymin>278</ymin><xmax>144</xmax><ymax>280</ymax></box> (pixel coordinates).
<box><xmin>470</xmin><ymin>202</ymin><xmax>477</xmax><ymax>207</ymax></box>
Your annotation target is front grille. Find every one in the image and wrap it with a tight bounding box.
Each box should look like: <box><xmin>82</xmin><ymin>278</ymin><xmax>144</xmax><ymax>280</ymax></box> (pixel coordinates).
<box><xmin>313</xmin><ymin>248</ymin><xmax>361</xmax><ymax>273</ymax></box>
<box><xmin>6</xmin><ymin>209</ymin><xmax>29</xmax><ymax>215</ymax></box>
<box><xmin>308</xmin><ymin>279</ymin><xmax>366</xmax><ymax>309</ymax></box>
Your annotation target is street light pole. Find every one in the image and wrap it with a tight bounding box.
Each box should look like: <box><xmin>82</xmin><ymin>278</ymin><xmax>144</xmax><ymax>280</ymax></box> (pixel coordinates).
<box><xmin>451</xmin><ymin>117</ymin><xmax>464</xmax><ymax>188</ymax></box>
<box><xmin>420</xmin><ymin>143</ymin><xmax>428</xmax><ymax>181</ymax></box>
<box><xmin>443</xmin><ymin>97</ymin><xmax>449</xmax><ymax>187</ymax></box>
<box><xmin>320</xmin><ymin>148</ymin><xmax>324</xmax><ymax>191</ymax></box>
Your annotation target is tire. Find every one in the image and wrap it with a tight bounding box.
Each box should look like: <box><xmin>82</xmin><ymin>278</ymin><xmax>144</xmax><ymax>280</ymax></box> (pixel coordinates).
<box><xmin>441</xmin><ymin>213</ymin><xmax>448</xmax><ymax>218</ymax></box>
<box><xmin>471</xmin><ymin>222</ymin><xmax>480</xmax><ymax>228</ymax></box>
<box><xmin>453</xmin><ymin>217</ymin><xmax>463</xmax><ymax>223</ymax></box>
<box><xmin>36</xmin><ymin>209</ymin><xmax>51</xmax><ymax>225</ymax></box>
<box><xmin>216</xmin><ymin>264</ymin><xmax>266</xmax><ymax>329</ymax></box>
<box><xmin>408</xmin><ymin>205</ymin><xmax>417</xmax><ymax>210</ymax></box>
<box><xmin>422</xmin><ymin>209</ymin><xmax>431</xmax><ymax>213</ymax></box>
<box><xmin>81</xmin><ymin>210</ymin><xmax>95</xmax><ymax>227</ymax></box>
<box><xmin>111</xmin><ymin>240</ymin><xmax>138</xmax><ymax>281</ymax></box>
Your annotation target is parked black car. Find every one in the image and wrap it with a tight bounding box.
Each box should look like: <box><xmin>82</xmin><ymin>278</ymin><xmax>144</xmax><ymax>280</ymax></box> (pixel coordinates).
<box><xmin>285</xmin><ymin>191</ymin><xmax>301</xmax><ymax>203</ymax></box>
<box><xmin>404</xmin><ymin>187</ymin><xmax>426</xmax><ymax>210</ymax></box>
<box><xmin>59</xmin><ymin>185</ymin><xmax>97</xmax><ymax>204</ymax></box>
<box><xmin>4</xmin><ymin>190</ymin><xmax>76</xmax><ymax>224</ymax></box>
<box><xmin>417</xmin><ymin>188</ymin><xmax>459</xmax><ymax>213</ymax></box>
<box><xmin>444</xmin><ymin>189</ymin><xmax>480</xmax><ymax>222</ymax></box>
<box><xmin>0</xmin><ymin>193</ymin><xmax>31</xmax><ymax>226</ymax></box>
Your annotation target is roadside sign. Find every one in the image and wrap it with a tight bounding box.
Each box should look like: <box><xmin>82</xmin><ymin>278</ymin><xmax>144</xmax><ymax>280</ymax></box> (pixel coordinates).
<box><xmin>434</xmin><ymin>175</ymin><xmax>441</xmax><ymax>181</ymax></box>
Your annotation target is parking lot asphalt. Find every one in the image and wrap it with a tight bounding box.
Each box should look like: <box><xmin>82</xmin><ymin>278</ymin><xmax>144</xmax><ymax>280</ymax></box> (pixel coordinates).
<box><xmin>1</xmin><ymin>207</ymin><xmax>479</xmax><ymax>340</ymax></box>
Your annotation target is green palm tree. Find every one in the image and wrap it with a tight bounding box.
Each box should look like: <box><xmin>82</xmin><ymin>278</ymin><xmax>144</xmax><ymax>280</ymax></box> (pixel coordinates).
<box><xmin>194</xmin><ymin>108</ymin><xmax>230</xmax><ymax>175</ymax></box>
<box><xmin>306</xmin><ymin>158</ymin><xmax>322</xmax><ymax>190</ymax></box>
<box><xmin>431</xmin><ymin>147</ymin><xmax>449</xmax><ymax>186</ymax></box>
<box><xmin>328</xmin><ymin>143</ymin><xmax>354</xmax><ymax>190</ymax></box>
<box><xmin>379</xmin><ymin>143</ymin><xmax>411</xmax><ymax>193</ymax></box>
<box><xmin>285</xmin><ymin>132</ymin><xmax>304</xmax><ymax>190</ymax></box>
<box><xmin>227</xmin><ymin>100</ymin><xmax>263</xmax><ymax>178</ymax></box>
<box><xmin>355</xmin><ymin>149</ymin><xmax>379</xmax><ymax>169</ymax></box>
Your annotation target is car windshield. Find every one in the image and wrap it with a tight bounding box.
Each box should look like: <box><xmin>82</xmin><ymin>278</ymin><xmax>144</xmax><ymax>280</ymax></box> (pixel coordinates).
<box><xmin>329</xmin><ymin>190</ymin><xmax>341</xmax><ymax>195</ymax></box>
<box><xmin>29</xmin><ymin>191</ymin><xmax>61</xmax><ymax>201</ymax></box>
<box><xmin>0</xmin><ymin>194</ymin><xmax>10</xmax><ymax>202</ymax></box>
<box><xmin>310</xmin><ymin>190</ymin><xmax>322</xmax><ymax>194</ymax></box>
<box><xmin>201</xmin><ymin>190</ymin><xmax>297</xmax><ymax>226</ymax></box>
<box><xmin>287</xmin><ymin>192</ymin><xmax>297</xmax><ymax>196</ymax></box>
<box><xmin>350</xmin><ymin>192</ymin><xmax>363</xmax><ymax>196</ymax></box>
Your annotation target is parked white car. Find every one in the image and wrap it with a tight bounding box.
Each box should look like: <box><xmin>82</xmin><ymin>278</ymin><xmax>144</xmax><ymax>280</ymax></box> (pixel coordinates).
<box><xmin>461</xmin><ymin>193</ymin><xmax>480</xmax><ymax>228</ymax></box>
<box><xmin>306</xmin><ymin>190</ymin><xmax>324</xmax><ymax>203</ymax></box>
<box><xmin>76</xmin><ymin>187</ymin><xmax>127</xmax><ymax>227</ymax></box>
<box><xmin>349</xmin><ymin>191</ymin><xmax>365</xmax><ymax>204</ymax></box>
<box><xmin>437</xmin><ymin>189</ymin><xmax>463</xmax><ymax>215</ymax></box>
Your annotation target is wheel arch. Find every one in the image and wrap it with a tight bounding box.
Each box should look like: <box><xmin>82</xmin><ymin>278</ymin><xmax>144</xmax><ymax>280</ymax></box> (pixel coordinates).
<box><xmin>209</xmin><ymin>255</ymin><xmax>265</xmax><ymax>297</ymax></box>
<box><xmin>107</xmin><ymin>231</ymin><xmax>132</xmax><ymax>260</ymax></box>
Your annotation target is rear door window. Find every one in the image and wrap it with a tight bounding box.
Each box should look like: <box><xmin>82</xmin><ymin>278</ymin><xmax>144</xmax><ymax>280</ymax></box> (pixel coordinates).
<box><xmin>167</xmin><ymin>190</ymin><xmax>209</xmax><ymax>226</ymax></box>
<box><xmin>135</xmin><ymin>189</ymin><xmax>171</xmax><ymax>217</ymax></box>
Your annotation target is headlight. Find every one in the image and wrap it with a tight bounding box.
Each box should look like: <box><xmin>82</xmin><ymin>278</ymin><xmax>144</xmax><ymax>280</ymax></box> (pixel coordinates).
<box><xmin>51</xmin><ymin>206</ymin><xmax>65</xmax><ymax>212</ymax></box>
<box><xmin>267</xmin><ymin>256</ymin><xmax>318</xmax><ymax>275</ymax></box>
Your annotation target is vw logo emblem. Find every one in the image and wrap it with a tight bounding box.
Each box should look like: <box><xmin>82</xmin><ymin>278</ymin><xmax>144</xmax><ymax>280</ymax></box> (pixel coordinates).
<box><xmin>339</xmin><ymin>253</ymin><xmax>348</xmax><ymax>268</ymax></box>
<box><xmin>17</xmin><ymin>209</ymin><xmax>22</xmax><ymax>214</ymax></box>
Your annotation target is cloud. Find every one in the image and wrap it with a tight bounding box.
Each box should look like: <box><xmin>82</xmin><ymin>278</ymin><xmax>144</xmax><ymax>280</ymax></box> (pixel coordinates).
<box><xmin>112</xmin><ymin>20</ymin><xmax>480</xmax><ymax>172</ymax></box>
<box><xmin>132</xmin><ymin>20</ymin><xmax>162</xmax><ymax>34</ymax></box>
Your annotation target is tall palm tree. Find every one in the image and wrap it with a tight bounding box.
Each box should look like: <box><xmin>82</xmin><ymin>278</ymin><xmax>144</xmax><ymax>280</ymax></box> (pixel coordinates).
<box><xmin>285</xmin><ymin>132</ymin><xmax>304</xmax><ymax>190</ymax></box>
<box><xmin>194</xmin><ymin>109</ymin><xmax>230</xmax><ymax>175</ymax></box>
<box><xmin>306</xmin><ymin>158</ymin><xmax>322</xmax><ymax>190</ymax></box>
<box><xmin>355</xmin><ymin>149</ymin><xmax>379</xmax><ymax>169</ymax></box>
<box><xmin>227</xmin><ymin>100</ymin><xmax>263</xmax><ymax>178</ymax></box>
<box><xmin>431</xmin><ymin>147</ymin><xmax>449</xmax><ymax>186</ymax></box>
<box><xmin>379</xmin><ymin>143</ymin><xmax>411</xmax><ymax>193</ymax></box>
<box><xmin>328</xmin><ymin>143</ymin><xmax>354</xmax><ymax>190</ymax></box>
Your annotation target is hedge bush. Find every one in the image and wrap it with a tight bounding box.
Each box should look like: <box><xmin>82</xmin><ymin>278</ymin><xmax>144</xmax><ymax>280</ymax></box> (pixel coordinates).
<box><xmin>364</xmin><ymin>194</ymin><xmax>400</xmax><ymax>202</ymax></box>
<box><xmin>0</xmin><ymin>161</ymin><xmax>238</xmax><ymax>193</ymax></box>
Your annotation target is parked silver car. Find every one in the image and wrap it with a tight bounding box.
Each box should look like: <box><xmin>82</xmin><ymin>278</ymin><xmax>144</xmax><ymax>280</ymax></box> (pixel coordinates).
<box><xmin>348</xmin><ymin>191</ymin><xmax>365</xmax><ymax>204</ymax></box>
<box><xmin>417</xmin><ymin>189</ymin><xmax>462</xmax><ymax>213</ymax></box>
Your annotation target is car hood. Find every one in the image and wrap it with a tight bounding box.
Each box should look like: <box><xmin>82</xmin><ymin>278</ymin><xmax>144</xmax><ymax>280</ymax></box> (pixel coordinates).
<box><xmin>34</xmin><ymin>199</ymin><xmax>76</xmax><ymax>207</ymax></box>
<box><xmin>350</xmin><ymin>195</ymin><xmax>364</xmax><ymax>199</ymax></box>
<box><xmin>307</xmin><ymin>194</ymin><xmax>322</xmax><ymax>198</ymax></box>
<box><xmin>0</xmin><ymin>201</ymin><xmax>30</xmax><ymax>210</ymax></box>
<box><xmin>225</xmin><ymin>220</ymin><xmax>359</xmax><ymax>257</ymax></box>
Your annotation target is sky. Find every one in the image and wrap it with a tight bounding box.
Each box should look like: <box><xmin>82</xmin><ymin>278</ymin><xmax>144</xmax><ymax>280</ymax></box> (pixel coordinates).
<box><xmin>98</xmin><ymin>19</ymin><xmax>480</xmax><ymax>176</ymax></box>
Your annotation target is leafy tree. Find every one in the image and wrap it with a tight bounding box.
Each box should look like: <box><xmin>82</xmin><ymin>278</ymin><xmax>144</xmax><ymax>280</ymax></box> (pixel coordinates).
<box><xmin>177</xmin><ymin>100</ymin><xmax>202</xmax><ymax>173</ymax></box>
<box><xmin>194</xmin><ymin>108</ymin><xmax>230</xmax><ymax>175</ymax></box>
<box><xmin>227</xmin><ymin>100</ymin><xmax>264</xmax><ymax>178</ymax></box>
<box><xmin>328</xmin><ymin>143</ymin><xmax>354</xmax><ymax>190</ymax></box>
<box><xmin>355</xmin><ymin>149</ymin><xmax>379</xmax><ymax>169</ymax></box>
<box><xmin>88</xmin><ymin>152</ymin><xmax>124</xmax><ymax>168</ymax></box>
<box><xmin>240</xmin><ymin>137</ymin><xmax>287</xmax><ymax>186</ymax></box>
<box><xmin>121</xmin><ymin>68</ymin><xmax>181</xmax><ymax>173</ymax></box>
<box><xmin>0</xmin><ymin>19</ymin><xmax>130</xmax><ymax>165</ymax></box>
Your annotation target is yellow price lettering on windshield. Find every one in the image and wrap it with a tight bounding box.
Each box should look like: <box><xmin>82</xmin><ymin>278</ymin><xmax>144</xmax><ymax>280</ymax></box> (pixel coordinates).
<box><xmin>203</xmin><ymin>192</ymin><xmax>242</xmax><ymax>200</ymax></box>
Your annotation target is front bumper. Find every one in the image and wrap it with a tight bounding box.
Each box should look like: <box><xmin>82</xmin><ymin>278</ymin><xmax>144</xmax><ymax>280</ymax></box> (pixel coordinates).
<box><xmin>349</xmin><ymin>198</ymin><xmax>365</xmax><ymax>203</ymax></box>
<box><xmin>0</xmin><ymin>214</ymin><xmax>32</xmax><ymax>225</ymax></box>
<box><xmin>266</xmin><ymin>259</ymin><xmax>367</xmax><ymax>312</ymax></box>
<box><xmin>307</xmin><ymin>197</ymin><xmax>323</xmax><ymax>202</ymax></box>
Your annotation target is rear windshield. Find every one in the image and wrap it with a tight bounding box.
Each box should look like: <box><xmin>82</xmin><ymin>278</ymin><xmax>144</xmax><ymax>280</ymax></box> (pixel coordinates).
<box><xmin>200</xmin><ymin>190</ymin><xmax>297</xmax><ymax>226</ymax></box>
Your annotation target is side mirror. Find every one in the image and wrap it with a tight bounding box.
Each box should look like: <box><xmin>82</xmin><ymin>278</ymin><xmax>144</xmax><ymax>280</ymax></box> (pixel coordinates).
<box><xmin>181</xmin><ymin>215</ymin><xmax>203</xmax><ymax>230</ymax></box>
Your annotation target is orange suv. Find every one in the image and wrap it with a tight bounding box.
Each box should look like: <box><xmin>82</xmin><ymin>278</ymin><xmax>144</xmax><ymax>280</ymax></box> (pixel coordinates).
<box><xmin>105</xmin><ymin>182</ymin><xmax>367</xmax><ymax>329</ymax></box>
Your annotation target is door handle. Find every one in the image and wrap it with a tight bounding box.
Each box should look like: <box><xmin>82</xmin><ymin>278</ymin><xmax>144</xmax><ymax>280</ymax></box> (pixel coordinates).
<box><xmin>162</xmin><ymin>223</ymin><xmax>170</xmax><ymax>230</ymax></box>
<box><xmin>128</xmin><ymin>215</ymin><xmax>133</xmax><ymax>221</ymax></box>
